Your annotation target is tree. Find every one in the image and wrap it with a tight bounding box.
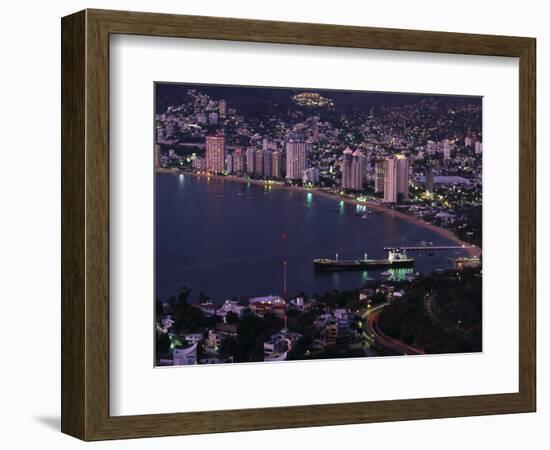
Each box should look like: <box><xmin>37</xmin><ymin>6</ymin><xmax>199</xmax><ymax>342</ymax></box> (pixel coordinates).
<box><xmin>174</xmin><ymin>287</ymin><xmax>212</xmax><ymax>332</ymax></box>
<box><xmin>219</xmin><ymin>336</ymin><xmax>238</xmax><ymax>360</ymax></box>
<box><xmin>155</xmin><ymin>299</ymin><xmax>164</xmax><ymax>318</ymax></box>
<box><xmin>235</xmin><ymin>313</ymin><xmax>283</xmax><ymax>362</ymax></box>
<box><xmin>178</xmin><ymin>286</ymin><xmax>191</xmax><ymax>305</ymax></box>
<box><xmin>287</xmin><ymin>336</ymin><xmax>312</xmax><ymax>360</ymax></box>
<box><xmin>197</xmin><ymin>291</ymin><xmax>210</xmax><ymax>303</ymax></box>
<box><xmin>226</xmin><ymin>311</ymin><xmax>239</xmax><ymax>324</ymax></box>
<box><xmin>155</xmin><ymin>333</ymin><xmax>171</xmax><ymax>356</ymax></box>
<box><xmin>370</xmin><ymin>292</ymin><xmax>387</xmax><ymax>305</ymax></box>
<box><xmin>166</xmin><ymin>295</ymin><xmax>176</xmax><ymax>312</ymax></box>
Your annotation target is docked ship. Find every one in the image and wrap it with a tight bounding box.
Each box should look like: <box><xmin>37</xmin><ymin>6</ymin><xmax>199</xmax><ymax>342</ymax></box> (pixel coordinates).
<box><xmin>454</xmin><ymin>256</ymin><xmax>481</xmax><ymax>269</ymax></box>
<box><xmin>314</xmin><ymin>248</ymin><xmax>414</xmax><ymax>271</ymax></box>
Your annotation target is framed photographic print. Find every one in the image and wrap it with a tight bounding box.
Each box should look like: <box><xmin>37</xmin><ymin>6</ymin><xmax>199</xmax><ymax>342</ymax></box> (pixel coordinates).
<box><xmin>61</xmin><ymin>9</ymin><xmax>536</xmax><ymax>441</ymax></box>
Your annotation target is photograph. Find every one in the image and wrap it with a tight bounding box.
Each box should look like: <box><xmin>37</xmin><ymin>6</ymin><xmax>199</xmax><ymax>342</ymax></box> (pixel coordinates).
<box><xmin>154</xmin><ymin>83</ymin><xmax>483</xmax><ymax>366</ymax></box>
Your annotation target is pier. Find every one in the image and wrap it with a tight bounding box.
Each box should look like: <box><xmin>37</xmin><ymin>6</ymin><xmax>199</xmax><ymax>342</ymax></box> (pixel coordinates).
<box><xmin>383</xmin><ymin>245</ymin><xmax>473</xmax><ymax>252</ymax></box>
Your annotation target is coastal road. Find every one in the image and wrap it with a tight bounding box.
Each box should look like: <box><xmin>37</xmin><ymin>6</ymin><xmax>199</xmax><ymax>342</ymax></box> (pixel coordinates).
<box><xmin>363</xmin><ymin>304</ymin><xmax>425</xmax><ymax>356</ymax></box>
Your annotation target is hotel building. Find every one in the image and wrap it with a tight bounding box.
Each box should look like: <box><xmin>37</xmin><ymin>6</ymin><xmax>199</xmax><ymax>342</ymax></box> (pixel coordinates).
<box><xmin>341</xmin><ymin>148</ymin><xmax>365</xmax><ymax>191</ymax></box>
<box><xmin>383</xmin><ymin>155</ymin><xmax>409</xmax><ymax>203</ymax></box>
<box><xmin>205</xmin><ymin>134</ymin><xmax>225</xmax><ymax>174</ymax></box>
<box><xmin>271</xmin><ymin>151</ymin><xmax>281</xmax><ymax>178</ymax></box>
<box><xmin>285</xmin><ymin>140</ymin><xmax>308</xmax><ymax>180</ymax></box>
<box><xmin>233</xmin><ymin>147</ymin><xmax>245</xmax><ymax>174</ymax></box>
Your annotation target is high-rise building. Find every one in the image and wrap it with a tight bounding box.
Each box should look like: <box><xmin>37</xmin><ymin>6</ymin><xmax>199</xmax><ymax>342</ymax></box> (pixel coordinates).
<box><xmin>396</xmin><ymin>155</ymin><xmax>410</xmax><ymax>200</ymax></box>
<box><xmin>192</xmin><ymin>157</ymin><xmax>206</xmax><ymax>172</ymax></box>
<box><xmin>465</xmin><ymin>135</ymin><xmax>475</xmax><ymax>147</ymax></box>
<box><xmin>205</xmin><ymin>134</ymin><xmax>225</xmax><ymax>174</ymax></box>
<box><xmin>425</xmin><ymin>167</ymin><xmax>434</xmax><ymax>193</ymax></box>
<box><xmin>383</xmin><ymin>158</ymin><xmax>398</xmax><ymax>203</ymax></box>
<box><xmin>154</xmin><ymin>144</ymin><xmax>161</xmax><ymax>168</ymax></box>
<box><xmin>350</xmin><ymin>149</ymin><xmax>366</xmax><ymax>191</ymax></box>
<box><xmin>255</xmin><ymin>149</ymin><xmax>264</xmax><ymax>177</ymax></box>
<box><xmin>156</xmin><ymin>126</ymin><xmax>165</xmax><ymax>142</ymax></box>
<box><xmin>442</xmin><ymin>139</ymin><xmax>453</xmax><ymax>161</ymax></box>
<box><xmin>475</xmin><ymin>141</ymin><xmax>483</xmax><ymax>154</ymax></box>
<box><xmin>165</xmin><ymin>122</ymin><xmax>177</xmax><ymax>138</ymax></box>
<box><xmin>302</xmin><ymin>167</ymin><xmax>320</xmax><ymax>185</ymax></box>
<box><xmin>285</xmin><ymin>140</ymin><xmax>308</xmax><ymax>180</ymax></box>
<box><xmin>225</xmin><ymin>153</ymin><xmax>233</xmax><ymax>173</ymax></box>
<box><xmin>384</xmin><ymin>155</ymin><xmax>409</xmax><ymax>203</ymax></box>
<box><xmin>245</xmin><ymin>147</ymin><xmax>256</xmax><ymax>175</ymax></box>
<box><xmin>233</xmin><ymin>147</ymin><xmax>245</xmax><ymax>174</ymax></box>
<box><xmin>218</xmin><ymin>99</ymin><xmax>226</xmax><ymax>118</ymax></box>
<box><xmin>208</xmin><ymin>112</ymin><xmax>219</xmax><ymax>125</ymax></box>
<box><xmin>340</xmin><ymin>147</ymin><xmax>354</xmax><ymax>189</ymax></box>
<box><xmin>383</xmin><ymin>155</ymin><xmax>409</xmax><ymax>203</ymax></box>
<box><xmin>341</xmin><ymin>148</ymin><xmax>364</xmax><ymax>191</ymax></box>
<box><xmin>271</xmin><ymin>151</ymin><xmax>281</xmax><ymax>178</ymax></box>
<box><xmin>374</xmin><ymin>160</ymin><xmax>385</xmax><ymax>193</ymax></box>
<box><xmin>426</xmin><ymin>140</ymin><xmax>436</xmax><ymax>155</ymax></box>
<box><xmin>262</xmin><ymin>150</ymin><xmax>272</xmax><ymax>178</ymax></box>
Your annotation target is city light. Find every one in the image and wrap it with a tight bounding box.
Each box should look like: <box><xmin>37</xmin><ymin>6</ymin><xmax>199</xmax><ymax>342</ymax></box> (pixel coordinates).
<box><xmin>154</xmin><ymin>84</ymin><xmax>482</xmax><ymax>366</ymax></box>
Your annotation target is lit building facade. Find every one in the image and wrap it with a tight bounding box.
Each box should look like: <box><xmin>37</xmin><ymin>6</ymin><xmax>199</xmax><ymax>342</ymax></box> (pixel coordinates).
<box><xmin>374</xmin><ymin>160</ymin><xmax>385</xmax><ymax>193</ymax></box>
<box><xmin>425</xmin><ymin>167</ymin><xmax>434</xmax><ymax>193</ymax></box>
<box><xmin>350</xmin><ymin>149</ymin><xmax>366</xmax><ymax>191</ymax></box>
<box><xmin>245</xmin><ymin>147</ymin><xmax>256</xmax><ymax>175</ymax></box>
<box><xmin>341</xmin><ymin>148</ymin><xmax>364</xmax><ymax>191</ymax></box>
<box><xmin>442</xmin><ymin>139</ymin><xmax>453</xmax><ymax>160</ymax></box>
<box><xmin>383</xmin><ymin>158</ymin><xmax>398</xmax><ymax>203</ymax></box>
<box><xmin>173</xmin><ymin>344</ymin><xmax>198</xmax><ymax>366</ymax></box>
<box><xmin>233</xmin><ymin>147</ymin><xmax>245</xmax><ymax>174</ymax></box>
<box><xmin>271</xmin><ymin>151</ymin><xmax>281</xmax><ymax>178</ymax></box>
<box><xmin>255</xmin><ymin>149</ymin><xmax>264</xmax><ymax>177</ymax></box>
<box><xmin>154</xmin><ymin>144</ymin><xmax>161</xmax><ymax>168</ymax></box>
<box><xmin>262</xmin><ymin>150</ymin><xmax>272</xmax><ymax>178</ymax></box>
<box><xmin>205</xmin><ymin>134</ymin><xmax>225</xmax><ymax>174</ymax></box>
<box><xmin>225</xmin><ymin>153</ymin><xmax>233</xmax><ymax>173</ymax></box>
<box><xmin>383</xmin><ymin>155</ymin><xmax>409</xmax><ymax>203</ymax></box>
<box><xmin>218</xmin><ymin>99</ymin><xmax>226</xmax><ymax>118</ymax></box>
<box><xmin>302</xmin><ymin>167</ymin><xmax>320</xmax><ymax>185</ymax></box>
<box><xmin>396</xmin><ymin>155</ymin><xmax>410</xmax><ymax>199</ymax></box>
<box><xmin>341</xmin><ymin>147</ymin><xmax>353</xmax><ymax>189</ymax></box>
<box><xmin>285</xmin><ymin>140</ymin><xmax>308</xmax><ymax>180</ymax></box>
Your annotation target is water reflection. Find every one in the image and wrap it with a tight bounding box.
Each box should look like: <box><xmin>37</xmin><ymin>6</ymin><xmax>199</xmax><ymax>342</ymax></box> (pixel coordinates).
<box><xmin>388</xmin><ymin>267</ymin><xmax>414</xmax><ymax>281</ymax></box>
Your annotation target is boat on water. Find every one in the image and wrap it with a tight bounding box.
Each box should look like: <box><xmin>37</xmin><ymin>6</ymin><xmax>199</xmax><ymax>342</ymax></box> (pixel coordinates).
<box><xmin>314</xmin><ymin>248</ymin><xmax>414</xmax><ymax>272</ymax></box>
<box><xmin>455</xmin><ymin>256</ymin><xmax>482</xmax><ymax>269</ymax></box>
<box><xmin>360</xmin><ymin>210</ymin><xmax>373</xmax><ymax>219</ymax></box>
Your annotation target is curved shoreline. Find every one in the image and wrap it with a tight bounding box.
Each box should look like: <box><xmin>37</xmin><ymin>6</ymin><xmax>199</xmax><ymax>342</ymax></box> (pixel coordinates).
<box><xmin>312</xmin><ymin>190</ymin><xmax>481</xmax><ymax>258</ymax></box>
<box><xmin>158</xmin><ymin>168</ymin><xmax>481</xmax><ymax>258</ymax></box>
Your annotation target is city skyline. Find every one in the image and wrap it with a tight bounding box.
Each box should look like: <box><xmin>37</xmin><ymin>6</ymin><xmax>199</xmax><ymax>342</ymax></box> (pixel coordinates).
<box><xmin>155</xmin><ymin>82</ymin><xmax>482</xmax><ymax>367</ymax></box>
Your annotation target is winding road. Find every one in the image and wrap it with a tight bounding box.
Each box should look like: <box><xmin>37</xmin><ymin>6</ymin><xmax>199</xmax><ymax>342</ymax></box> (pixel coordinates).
<box><xmin>363</xmin><ymin>304</ymin><xmax>425</xmax><ymax>356</ymax></box>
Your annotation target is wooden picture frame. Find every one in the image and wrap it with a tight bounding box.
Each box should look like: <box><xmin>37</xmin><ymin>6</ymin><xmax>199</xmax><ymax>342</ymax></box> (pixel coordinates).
<box><xmin>61</xmin><ymin>9</ymin><xmax>536</xmax><ymax>441</ymax></box>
